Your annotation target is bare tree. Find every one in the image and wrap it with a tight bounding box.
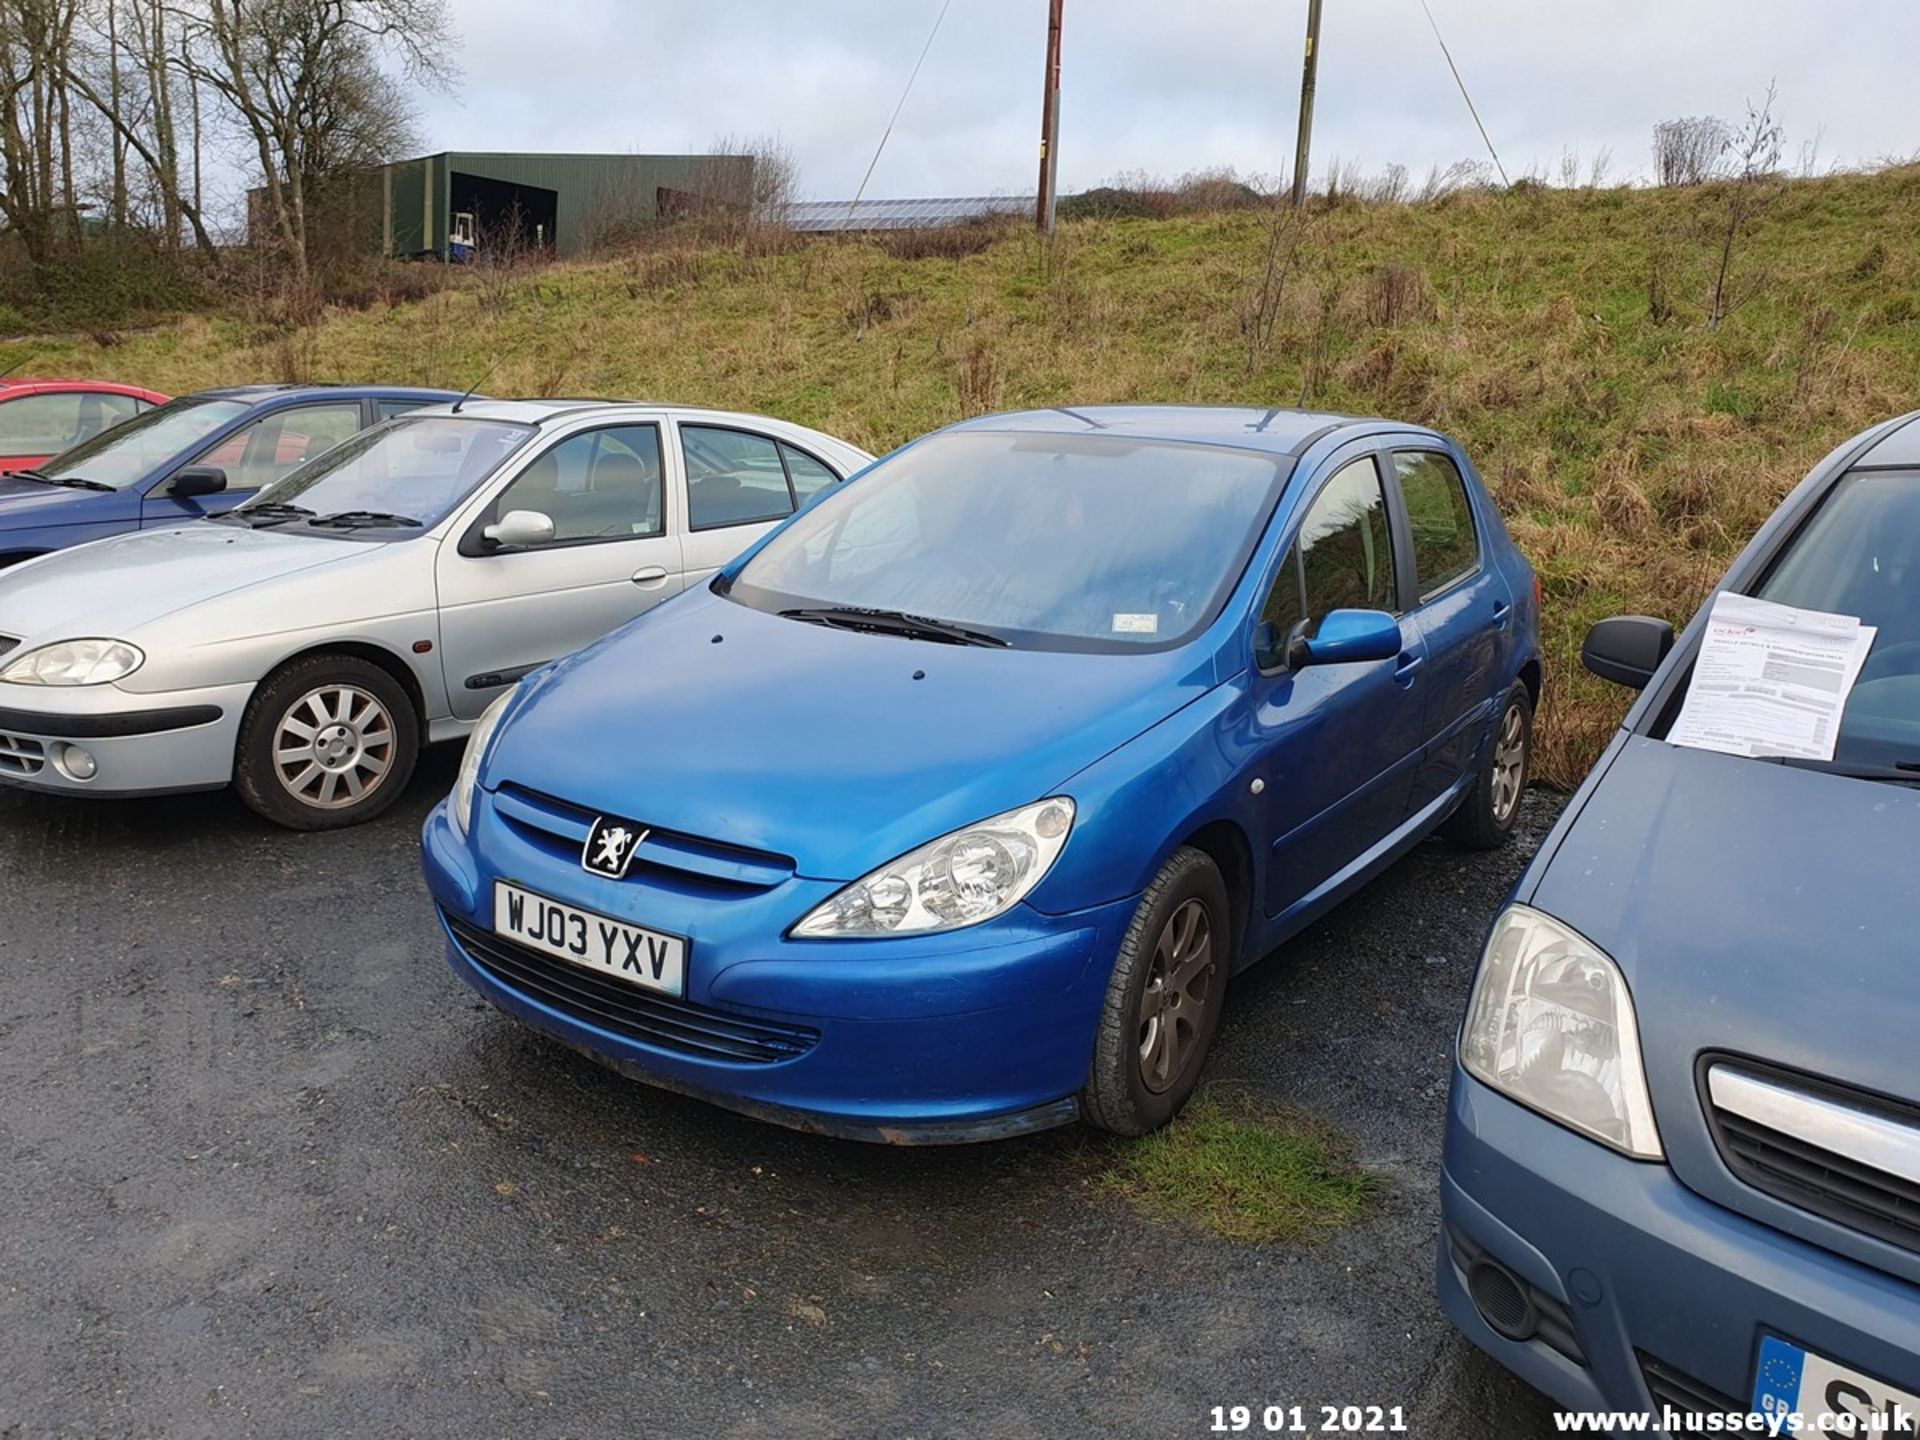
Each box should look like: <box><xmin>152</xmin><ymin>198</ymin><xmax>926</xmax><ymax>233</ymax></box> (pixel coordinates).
<box><xmin>1705</xmin><ymin>82</ymin><xmax>1784</xmax><ymax>331</ymax></box>
<box><xmin>175</xmin><ymin>0</ymin><xmax>452</xmax><ymax>278</ymax></box>
<box><xmin>1652</xmin><ymin>115</ymin><xmax>1731</xmax><ymax>186</ymax></box>
<box><xmin>0</xmin><ymin>0</ymin><xmax>85</xmax><ymax>261</ymax></box>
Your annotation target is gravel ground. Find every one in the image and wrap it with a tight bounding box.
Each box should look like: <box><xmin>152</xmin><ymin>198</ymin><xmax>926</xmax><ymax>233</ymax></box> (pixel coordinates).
<box><xmin>0</xmin><ymin>754</ymin><xmax>1563</xmax><ymax>1439</ymax></box>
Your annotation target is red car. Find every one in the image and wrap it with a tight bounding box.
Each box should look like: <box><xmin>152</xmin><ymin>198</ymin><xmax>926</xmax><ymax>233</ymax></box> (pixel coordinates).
<box><xmin>0</xmin><ymin>378</ymin><xmax>171</xmax><ymax>474</ymax></box>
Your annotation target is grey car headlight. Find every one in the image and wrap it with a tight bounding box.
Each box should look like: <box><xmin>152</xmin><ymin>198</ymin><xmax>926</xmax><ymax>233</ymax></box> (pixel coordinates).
<box><xmin>1460</xmin><ymin>905</ymin><xmax>1664</xmax><ymax>1160</ymax></box>
<box><xmin>792</xmin><ymin>798</ymin><xmax>1075</xmax><ymax>938</ymax></box>
<box><xmin>0</xmin><ymin>638</ymin><xmax>144</xmax><ymax>686</ymax></box>
<box><xmin>450</xmin><ymin>686</ymin><xmax>518</xmax><ymax>837</ymax></box>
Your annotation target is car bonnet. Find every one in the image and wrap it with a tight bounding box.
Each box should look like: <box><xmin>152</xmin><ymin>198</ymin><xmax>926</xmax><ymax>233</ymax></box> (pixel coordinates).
<box><xmin>483</xmin><ymin>587</ymin><xmax>1220</xmax><ymax>882</ymax></box>
<box><xmin>0</xmin><ymin>523</ymin><xmax>368</xmax><ymax>648</ymax></box>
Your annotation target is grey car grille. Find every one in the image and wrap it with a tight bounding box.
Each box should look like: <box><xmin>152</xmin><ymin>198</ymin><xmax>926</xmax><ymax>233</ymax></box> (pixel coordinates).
<box><xmin>1706</xmin><ymin>1063</ymin><xmax>1920</xmax><ymax>1255</ymax></box>
<box><xmin>0</xmin><ymin>728</ymin><xmax>46</xmax><ymax>777</ymax></box>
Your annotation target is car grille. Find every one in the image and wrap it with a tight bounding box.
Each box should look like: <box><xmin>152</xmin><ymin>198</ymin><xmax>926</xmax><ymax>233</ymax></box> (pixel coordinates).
<box><xmin>445</xmin><ymin>911</ymin><xmax>818</xmax><ymax>1065</ymax></box>
<box><xmin>491</xmin><ymin>783</ymin><xmax>795</xmax><ymax>893</ymax></box>
<box><xmin>1705</xmin><ymin>1062</ymin><xmax>1920</xmax><ymax>1257</ymax></box>
<box><xmin>0</xmin><ymin>728</ymin><xmax>45</xmax><ymax>777</ymax></box>
<box><xmin>1639</xmin><ymin>1352</ymin><xmax>1743</xmax><ymax>1420</ymax></box>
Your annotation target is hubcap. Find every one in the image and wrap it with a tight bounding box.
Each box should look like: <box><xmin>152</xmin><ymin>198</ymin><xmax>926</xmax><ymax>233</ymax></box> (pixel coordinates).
<box><xmin>272</xmin><ymin>684</ymin><xmax>395</xmax><ymax>810</ymax></box>
<box><xmin>1491</xmin><ymin>702</ymin><xmax>1527</xmax><ymax>824</ymax></box>
<box><xmin>1137</xmin><ymin>897</ymin><xmax>1217</xmax><ymax>1094</ymax></box>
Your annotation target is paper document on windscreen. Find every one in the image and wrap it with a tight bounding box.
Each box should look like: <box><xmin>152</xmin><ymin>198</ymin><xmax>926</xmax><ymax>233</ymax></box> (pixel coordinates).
<box><xmin>1669</xmin><ymin>592</ymin><xmax>1876</xmax><ymax>762</ymax></box>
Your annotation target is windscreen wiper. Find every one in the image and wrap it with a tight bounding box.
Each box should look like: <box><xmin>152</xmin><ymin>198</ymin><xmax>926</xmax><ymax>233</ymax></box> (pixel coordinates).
<box><xmin>779</xmin><ymin>605</ymin><xmax>1010</xmax><ymax>648</ymax></box>
<box><xmin>229</xmin><ymin>501</ymin><xmax>315</xmax><ymax>527</ymax></box>
<box><xmin>306</xmin><ymin>510</ymin><xmax>422</xmax><ymax>530</ymax></box>
<box><xmin>20</xmin><ymin>470</ymin><xmax>112</xmax><ymax>491</ymax></box>
<box><xmin>1769</xmin><ymin>756</ymin><xmax>1920</xmax><ymax>786</ymax></box>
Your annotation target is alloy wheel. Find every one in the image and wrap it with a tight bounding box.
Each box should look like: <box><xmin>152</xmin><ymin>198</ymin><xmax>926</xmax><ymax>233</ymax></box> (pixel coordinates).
<box><xmin>272</xmin><ymin>684</ymin><xmax>397</xmax><ymax>810</ymax></box>
<box><xmin>1491</xmin><ymin>702</ymin><xmax>1528</xmax><ymax>825</ymax></box>
<box><xmin>1138</xmin><ymin>897</ymin><xmax>1217</xmax><ymax>1094</ymax></box>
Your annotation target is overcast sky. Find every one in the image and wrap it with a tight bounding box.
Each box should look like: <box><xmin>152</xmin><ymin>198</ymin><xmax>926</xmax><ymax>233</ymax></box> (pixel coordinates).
<box><xmin>411</xmin><ymin>0</ymin><xmax>1920</xmax><ymax>198</ymax></box>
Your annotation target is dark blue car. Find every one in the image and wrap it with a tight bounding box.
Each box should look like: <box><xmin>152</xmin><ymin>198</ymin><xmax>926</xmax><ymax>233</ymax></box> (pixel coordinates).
<box><xmin>0</xmin><ymin>384</ymin><xmax>462</xmax><ymax>568</ymax></box>
<box><xmin>423</xmin><ymin>406</ymin><xmax>1541</xmax><ymax>1140</ymax></box>
<box><xmin>1440</xmin><ymin>413</ymin><xmax>1920</xmax><ymax>1430</ymax></box>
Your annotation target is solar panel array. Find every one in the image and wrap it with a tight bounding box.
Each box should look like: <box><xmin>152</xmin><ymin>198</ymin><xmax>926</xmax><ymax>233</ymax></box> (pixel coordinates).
<box><xmin>782</xmin><ymin>195</ymin><xmax>1032</xmax><ymax>233</ymax></box>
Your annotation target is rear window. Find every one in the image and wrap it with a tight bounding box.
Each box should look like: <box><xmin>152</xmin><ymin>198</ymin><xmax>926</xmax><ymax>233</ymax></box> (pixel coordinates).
<box><xmin>1395</xmin><ymin>450</ymin><xmax>1479</xmax><ymax>598</ymax></box>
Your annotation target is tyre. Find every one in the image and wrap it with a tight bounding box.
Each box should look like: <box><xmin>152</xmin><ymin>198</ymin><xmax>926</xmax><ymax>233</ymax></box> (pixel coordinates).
<box><xmin>1082</xmin><ymin>846</ymin><xmax>1231</xmax><ymax>1136</ymax></box>
<box><xmin>233</xmin><ymin>654</ymin><xmax>420</xmax><ymax>831</ymax></box>
<box><xmin>1442</xmin><ymin>681</ymin><xmax>1533</xmax><ymax>850</ymax></box>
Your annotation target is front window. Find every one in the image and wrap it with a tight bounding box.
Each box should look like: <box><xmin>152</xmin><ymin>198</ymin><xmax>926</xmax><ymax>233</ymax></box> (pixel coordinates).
<box><xmin>38</xmin><ymin>396</ymin><xmax>250</xmax><ymax>489</ymax></box>
<box><xmin>727</xmin><ymin>431</ymin><xmax>1290</xmax><ymax>652</ymax></box>
<box><xmin>1262</xmin><ymin>455</ymin><xmax>1398</xmax><ymax>643</ymax></box>
<box><xmin>196</xmin><ymin>402</ymin><xmax>364</xmax><ymax>492</ymax></box>
<box><xmin>229</xmin><ymin>416</ymin><xmax>536</xmax><ymax>533</ymax></box>
<box><xmin>1666</xmin><ymin>470</ymin><xmax>1920</xmax><ymax>774</ymax></box>
<box><xmin>0</xmin><ymin>390</ymin><xmax>142</xmax><ymax>457</ymax></box>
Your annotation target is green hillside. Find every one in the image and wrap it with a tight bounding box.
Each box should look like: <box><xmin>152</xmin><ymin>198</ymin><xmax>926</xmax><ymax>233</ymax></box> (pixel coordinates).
<box><xmin>9</xmin><ymin>168</ymin><xmax>1916</xmax><ymax>783</ymax></box>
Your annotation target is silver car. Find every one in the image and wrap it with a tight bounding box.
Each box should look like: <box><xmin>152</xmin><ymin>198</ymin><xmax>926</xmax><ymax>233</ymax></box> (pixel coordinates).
<box><xmin>0</xmin><ymin>400</ymin><xmax>872</xmax><ymax>828</ymax></box>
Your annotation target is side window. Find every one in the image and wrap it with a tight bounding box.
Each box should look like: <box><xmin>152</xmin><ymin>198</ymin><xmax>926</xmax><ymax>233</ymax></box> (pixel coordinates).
<box><xmin>379</xmin><ymin>400</ymin><xmax>427</xmax><ymax>421</ymax></box>
<box><xmin>781</xmin><ymin>443</ymin><xmax>840</xmax><ymax>507</ymax></box>
<box><xmin>196</xmin><ymin>403</ymin><xmax>364</xmax><ymax>490</ymax></box>
<box><xmin>487</xmin><ymin>424</ymin><xmax>663</xmax><ymax>545</ymax></box>
<box><xmin>76</xmin><ymin>393</ymin><xmax>141</xmax><ymax>445</ymax></box>
<box><xmin>1261</xmin><ymin>456</ymin><xmax>1398</xmax><ymax>641</ymax></box>
<box><xmin>684</xmin><ymin>425</ymin><xmax>795</xmax><ymax>529</ymax></box>
<box><xmin>1395</xmin><ymin>451</ymin><xmax>1480</xmax><ymax>599</ymax></box>
<box><xmin>0</xmin><ymin>392</ymin><xmax>90</xmax><ymax>455</ymax></box>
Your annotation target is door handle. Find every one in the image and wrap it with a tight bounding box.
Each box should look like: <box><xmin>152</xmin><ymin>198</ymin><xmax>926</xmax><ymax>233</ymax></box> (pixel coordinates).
<box><xmin>1491</xmin><ymin>599</ymin><xmax>1512</xmax><ymax>630</ymax></box>
<box><xmin>1394</xmin><ymin>652</ymin><xmax>1424</xmax><ymax>688</ymax></box>
<box><xmin>631</xmin><ymin>566</ymin><xmax>670</xmax><ymax>587</ymax></box>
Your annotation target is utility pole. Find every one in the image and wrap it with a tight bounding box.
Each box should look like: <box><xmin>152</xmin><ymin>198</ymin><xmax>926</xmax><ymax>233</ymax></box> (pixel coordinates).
<box><xmin>1036</xmin><ymin>0</ymin><xmax>1064</xmax><ymax>233</ymax></box>
<box><xmin>1289</xmin><ymin>0</ymin><xmax>1324</xmax><ymax>207</ymax></box>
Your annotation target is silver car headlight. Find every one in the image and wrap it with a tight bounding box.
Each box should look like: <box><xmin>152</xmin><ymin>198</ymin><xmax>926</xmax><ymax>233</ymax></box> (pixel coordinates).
<box><xmin>792</xmin><ymin>797</ymin><xmax>1075</xmax><ymax>938</ymax></box>
<box><xmin>1461</xmin><ymin>905</ymin><xmax>1663</xmax><ymax>1159</ymax></box>
<box><xmin>450</xmin><ymin>686</ymin><xmax>518</xmax><ymax>837</ymax></box>
<box><xmin>0</xmin><ymin>638</ymin><xmax>144</xmax><ymax>686</ymax></box>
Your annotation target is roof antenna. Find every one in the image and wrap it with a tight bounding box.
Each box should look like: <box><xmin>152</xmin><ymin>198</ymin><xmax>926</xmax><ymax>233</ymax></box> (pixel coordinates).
<box><xmin>451</xmin><ymin>337</ymin><xmax>522</xmax><ymax>413</ymax></box>
<box><xmin>0</xmin><ymin>352</ymin><xmax>36</xmax><ymax>382</ymax></box>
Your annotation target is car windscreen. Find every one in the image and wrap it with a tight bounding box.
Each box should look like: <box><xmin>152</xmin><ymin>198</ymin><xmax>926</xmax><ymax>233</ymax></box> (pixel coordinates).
<box><xmin>38</xmin><ymin>396</ymin><xmax>250</xmax><ymax>489</ymax></box>
<box><xmin>230</xmin><ymin>416</ymin><xmax>536</xmax><ymax>533</ymax></box>
<box><xmin>725</xmin><ymin>430</ymin><xmax>1291</xmax><ymax>652</ymax></box>
<box><xmin>1661</xmin><ymin>469</ymin><xmax>1920</xmax><ymax>775</ymax></box>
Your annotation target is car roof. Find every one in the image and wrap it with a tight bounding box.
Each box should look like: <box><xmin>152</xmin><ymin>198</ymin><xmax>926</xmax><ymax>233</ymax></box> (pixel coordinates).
<box><xmin>1855</xmin><ymin>412</ymin><xmax>1920</xmax><ymax>469</ymax></box>
<box><xmin>190</xmin><ymin>383</ymin><xmax>462</xmax><ymax>405</ymax></box>
<box><xmin>0</xmin><ymin>377</ymin><xmax>166</xmax><ymax>396</ymax></box>
<box><xmin>391</xmin><ymin>397</ymin><xmax>836</xmax><ymax>428</ymax></box>
<box><xmin>941</xmin><ymin>405</ymin><xmax>1409</xmax><ymax>456</ymax></box>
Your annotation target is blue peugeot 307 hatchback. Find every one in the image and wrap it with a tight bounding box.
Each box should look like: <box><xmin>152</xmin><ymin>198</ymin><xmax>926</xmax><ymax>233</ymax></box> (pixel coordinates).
<box><xmin>422</xmin><ymin>406</ymin><xmax>1542</xmax><ymax>1141</ymax></box>
<box><xmin>1440</xmin><ymin>412</ymin><xmax>1920</xmax><ymax>1430</ymax></box>
<box><xmin>0</xmin><ymin>383</ymin><xmax>461</xmax><ymax>567</ymax></box>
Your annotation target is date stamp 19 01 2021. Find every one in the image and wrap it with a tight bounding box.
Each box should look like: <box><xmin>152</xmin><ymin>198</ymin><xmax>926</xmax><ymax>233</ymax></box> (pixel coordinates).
<box><xmin>1209</xmin><ymin>1405</ymin><xmax>1410</xmax><ymax>1434</ymax></box>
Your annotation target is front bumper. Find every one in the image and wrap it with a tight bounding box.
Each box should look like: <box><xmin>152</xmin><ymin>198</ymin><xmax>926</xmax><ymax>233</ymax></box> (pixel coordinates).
<box><xmin>0</xmin><ymin>681</ymin><xmax>251</xmax><ymax>796</ymax></box>
<box><xmin>1439</xmin><ymin>1065</ymin><xmax>1920</xmax><ymax>1422</ymax></box>
<box><xmin>421</xmin><ymin>796</ymin><xmax>1135</xmax><ymax>1141</ymax></box>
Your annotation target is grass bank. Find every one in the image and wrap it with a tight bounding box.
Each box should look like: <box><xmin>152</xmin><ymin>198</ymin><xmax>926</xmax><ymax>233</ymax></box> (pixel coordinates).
<box><xmin>6</xmin><ymin>167</ymin><xmax>1916</xmax><ymax>782</ymax></box>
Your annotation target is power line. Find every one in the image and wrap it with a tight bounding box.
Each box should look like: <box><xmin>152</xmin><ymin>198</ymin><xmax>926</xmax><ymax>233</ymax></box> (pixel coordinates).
<box><xmin>847</xmin><ymin>0</ymin><xmax>955</xmax><ymax>223</ymax></box>
<box><xmin>1416</xmin><ymin>0</ymin><xmax>1510</xmax><ymax>188</ymax></box>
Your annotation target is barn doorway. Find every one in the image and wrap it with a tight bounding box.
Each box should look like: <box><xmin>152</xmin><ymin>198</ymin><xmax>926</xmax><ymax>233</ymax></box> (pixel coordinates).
<box><xmin>448</xmin><ymin>172</ymin><xmax>559</xmax><ymax>260</ymax></box>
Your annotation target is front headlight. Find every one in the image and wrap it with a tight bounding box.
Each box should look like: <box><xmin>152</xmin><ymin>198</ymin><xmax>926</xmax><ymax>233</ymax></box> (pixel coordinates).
<box><xmin>792</xmin><ymin>797</ymin><xmax>1075</xmax><ymax>938</ymax></box>
<box><xmin>1460</xmin><ymin>905</ymin><xmax>1663</xmax><ymax>1160</ymax></box>
<box><xmin>0</xmin><ymin>638</ymin><xmax>145</xmax><ymax>686</ymax></box>
<box><xmin>450</xmin><ymin>686</ymin><xmax>518</xmax><ymax>837</ymax></box>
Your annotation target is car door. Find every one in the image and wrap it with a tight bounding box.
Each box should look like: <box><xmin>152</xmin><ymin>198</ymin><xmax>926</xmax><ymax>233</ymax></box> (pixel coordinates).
<box><xmin>1251</xmin><ymin>447</ymin><xmax>1430</xmax><ymax>920</ymax></box>
<box><xmin>139</xmin><ymin>399</ymin><xmax>366</xmax><ymax>525</ymax></box>
<box><xmin>674</xmin><ymin>422</ymin><xmax>842</xmax><ymax>584</ymax></box>
<box><xmin>1388</xmin><ymin>445</ymin><xmax>1513</xmax><ymax>812</ymax></box>
<box><xmin>434</xmin><ymin>419</ymin><xmax>685</xmax><ymax>721</ymax></box>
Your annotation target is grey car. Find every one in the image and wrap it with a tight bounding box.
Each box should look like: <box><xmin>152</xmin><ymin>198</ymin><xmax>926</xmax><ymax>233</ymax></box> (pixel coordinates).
<box><xmin>0</xmin><ymin>400</ymin><xmax>872</xmax><ymax>828</ymax></box>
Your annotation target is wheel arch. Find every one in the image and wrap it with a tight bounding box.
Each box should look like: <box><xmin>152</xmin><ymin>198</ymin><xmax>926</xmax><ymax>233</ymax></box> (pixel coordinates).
<box><xmin>1517</xmin><ymin>657</ymin><xmax>1542</xmax><ymax>711</ymax></box>
<box><xmin>1171</xmin><ymin>818</ymin><xmax>1254</xmax><ymax>972</ymax></box>
<box><xmin>256</xmin><ymin>640</ymin><xmax>431</xmax><ymax>730</ymax></box>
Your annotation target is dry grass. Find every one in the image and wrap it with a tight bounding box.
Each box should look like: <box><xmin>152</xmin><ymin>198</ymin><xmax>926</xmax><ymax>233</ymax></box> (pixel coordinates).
<box><xmin>8</xmin><ymin>166</ymin><xmax>1919</xmax><ymax>784</ymax></box>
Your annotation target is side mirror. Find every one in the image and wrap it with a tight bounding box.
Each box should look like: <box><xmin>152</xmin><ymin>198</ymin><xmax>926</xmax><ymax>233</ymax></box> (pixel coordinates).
<box><xmin>1290</xmin><ymin>609</ymin><xmax>1403</xmax><ymax>668</ymax></box>
<box><xmin>482</xmin><ymin>509</ymin><xmax>556</xmax><ymax>550</ymax></box>
<box><xmin>168</xmin><ymin>466</ymin><xmax>228</xmax><ymax>500</ymax></box>
<box><xmin>1581</xmin><ymin>614</ymin><xmax>1675</xmax><ymax>690</ymax></box>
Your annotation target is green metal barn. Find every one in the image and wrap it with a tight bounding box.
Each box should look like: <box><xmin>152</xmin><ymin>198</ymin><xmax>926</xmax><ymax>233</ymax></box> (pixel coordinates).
<box><xmin>296</xmin><ymin>151</ymin><xmax>755</xmax><ymax>261</ymax></box>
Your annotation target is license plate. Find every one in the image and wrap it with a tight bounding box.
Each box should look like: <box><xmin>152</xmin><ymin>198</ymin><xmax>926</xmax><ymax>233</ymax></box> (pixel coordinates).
<box><xmin>1753</xmin><ymin>1334</ymin><xmax>1920</xmax><ymax>1434</ymax></box>
<box><xmin>492</xmin><ymin>880</ymin><xmax>686</xmax><ymax>998</ymax></box>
